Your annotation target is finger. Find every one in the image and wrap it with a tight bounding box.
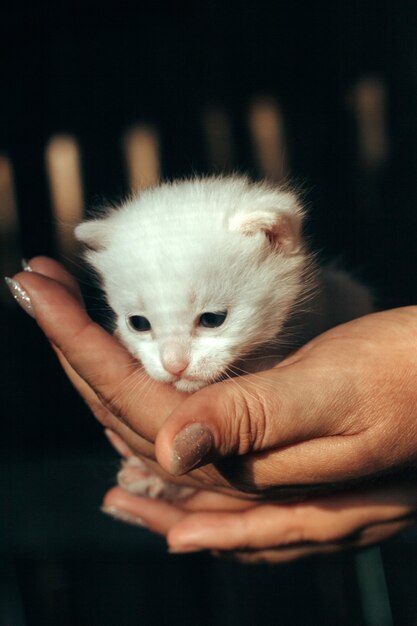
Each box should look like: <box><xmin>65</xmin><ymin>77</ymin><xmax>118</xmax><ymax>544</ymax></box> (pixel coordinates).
<box><xmin>215</xmin><ymin>544</ymin><xmax>339</xmax><ymax>563</ymax></box>
<box><xmin>131</xmin><ymin>476</ymin><xmax>256</xmax><ymax>511</ymax></box>
<box><xmin>238</xmin><ymin>517</ymin><xmax>416</xmax><ymax>562</ymax></box>
<box><xmin>53</xmin><ymin>345</ymin><xmax>114</xmax><ymax>427</ymax></box>
<box><xmin>177</xmin><ymin>490</ymin><xmax>255</xmax><ymax>511</ymax></box>
<box><xmin>101</xmin><ymin>485</ymin><xmax>253</xmax><ymax>542</ymax></box>
<box><xmin>52</xmin><ymin>347</ymin><xmax>157</xmax><ymax>461</ymax></box>
<box><xmin>106</xmin><ymin>424</ymin><xmax>158</xmax><ymax>460</ymax></box>
<box><xmin>218</xmin><ymin>547</ymin><xmax>317</xmax><ymax>563</ymax></box>
<box><xmin>167</xmin><ymin>486</ymin><xmax>417</xmax><ymax>551</ymax></box>
<box><xmin>27</xmin><ymin>256</ymin><xmax>84</xmax><ymax>301</ymax></box>
<box><xmin>26</xmin><ymin>259</ymin><xmax>156</xmax><ymax>442</ymax></box>
<box><xmin>14</xmin><ymin>270</ymin><xmax>185</xmax><ymax>441</ymax></box>
<box><xmin>104</xmin><ymin>429</ymin><xmax>136</xmax><ymax>458</ymax></box>
<box><xmin>354</xmin><ymin>518</ymin><xmax>415</xmax><ymax>548</ymax></box>
<box><xmin>102</xmin><ymin>487</ymin><xmax>187</xmax><ymax>535</ymax></box>
<box><xmin>215</xmin><ymin>516</ymin><xmax>416</xmax><ymax>563</ymax></box>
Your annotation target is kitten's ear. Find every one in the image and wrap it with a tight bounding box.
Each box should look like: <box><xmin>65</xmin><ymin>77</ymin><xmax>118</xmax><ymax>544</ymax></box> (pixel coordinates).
<box><xmin>229</xmin><ymin>193</ymin><xmax>303</xmax><ymax>255</ymax></box>
<box><xmin>74</xmin><ymin>219</ymin><xmax>111</xmax><ymax>250</ymax></box>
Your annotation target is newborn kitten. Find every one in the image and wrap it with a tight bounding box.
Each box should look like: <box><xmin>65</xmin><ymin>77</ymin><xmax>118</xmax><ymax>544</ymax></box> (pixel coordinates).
<box><xmin>75</xmin><ymin>176</ymin><xmax>372</xmax><ymax>498</ymax></box>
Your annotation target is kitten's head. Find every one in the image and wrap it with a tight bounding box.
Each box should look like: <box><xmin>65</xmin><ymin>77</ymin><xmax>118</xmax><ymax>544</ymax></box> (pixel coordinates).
<box><xmin>75</xmin><ymin>177</ymin><xmax>309</xmax><ymax>392</ymax></box>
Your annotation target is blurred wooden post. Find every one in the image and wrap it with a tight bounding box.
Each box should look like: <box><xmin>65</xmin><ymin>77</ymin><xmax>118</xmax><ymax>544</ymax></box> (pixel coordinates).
<box><xmin>0</xmin><ymin>155</ymin><xmax>21</xmax><ymax>302</ymax></box>
<box><xmin>202</xmin><ymin>106</ymin><xmax>234</xmax><ymax>172</ymax></box>
<box><xmin>348</xmin><ymin>76</ymin><xmax>388</xmax><ymax>231</ymax></box>
<box><xmin>123</xmin><ymin>125</ymin><xmax>160</xmax><ymax>193</ymax></box>
<box><xmin>45</xmin><ymin>135</ymin><xmax>84</xmax><ymax>259</ymax></box>
<box><xmin>248</xmin><ymin>97</ymin><xmax>288</xmax><ymax>182</ymax></box>
<box><xmin>351</xmin><ymin>77</ymin><xmax>388</xmax><ymax>170</ymax></box>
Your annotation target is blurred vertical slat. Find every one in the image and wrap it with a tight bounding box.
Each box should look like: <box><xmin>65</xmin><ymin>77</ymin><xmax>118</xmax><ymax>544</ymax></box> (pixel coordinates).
<box><xmin>0</xmin><ymin>155</ymin><xmax>21</xmax><ymax>302</ymax></box>
<box><xmin>355</xmin><ymin>548</ymin><xmax>394</xmax><ymax>626</ymax></box>
<box><xmin>351</xmin><ymin>77</ymin><xmax>388</xmax><ymax>171</ymax></box>
<box><xmin>348</xmin><ymin>77</ymin><xmax>388</xmax><ymax>236</ymax></box>
<box><xmin>202</xmin><ymin>106</ymin><xmax>234</xmax><ymax>172</ymax></box>
<box><xmin>123</xmin><ymin>125</ymin><xmax>160</xmax><ymax>193</ymax></box>
<box><xmin>350</xmin><ymin>76</ymin><xmax>391</xmax><ymax>612</ymax></box>
<box><xmin>248</xmin><ymin>97</ymin><xmax>288</xmax><ymax>182</ymax></box>
<box><xmin>45</xmin><ymin>135</ymin><xmax>84</xmax><ymax>260</ymax></box>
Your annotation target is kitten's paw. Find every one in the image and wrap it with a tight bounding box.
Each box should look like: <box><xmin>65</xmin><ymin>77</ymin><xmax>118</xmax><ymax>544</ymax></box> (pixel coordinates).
<box><xmin>117</xmin><ymin>456</ymin><xmax>195</xmax><ymax>501</ymax></box>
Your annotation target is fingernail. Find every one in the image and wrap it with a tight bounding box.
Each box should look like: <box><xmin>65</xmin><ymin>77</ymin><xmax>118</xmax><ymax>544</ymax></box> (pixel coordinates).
<box><xmin>171</xmin><ymin>423</ymin><xmax>214</xmax><ymax>475</ymax></box>
<box><xmin>21</xmin><ymin>258</ymin><xmax>33</xmax><ymax>272</ymax></box>
<box><xmin>100</xmin><ymin>505</ymin><xmax>147</xmax><ymax>528</ymax></box>
<box><xmin>168</xmin><ymin>545</ymin><xmax>206</xmax><ymax>554</ymax></box>
<box><xmin>4</xmin><ymin>277</ymin><xmax>35</xmax><ymax>318</ymax></box>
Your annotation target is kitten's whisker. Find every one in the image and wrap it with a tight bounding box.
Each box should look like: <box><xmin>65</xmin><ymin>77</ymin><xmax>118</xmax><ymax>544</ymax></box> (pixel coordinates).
<box><xmin>121</xmin><ymin>375</ymin><xmax>150</xmax><ymax>415</ymax></box>
<box><xmin>222</xmin><ymin>368</ymin><xmax>261</xmax><ymax>404</ymax></box>
<box><xmin>110</xmin><ymin>368</ymin><xmax>154</xmax><ymax>416</ymax></box>
<box><xmin>136</xmin><ymin>375</ymin><xmax>158</xmax><ymax>407</ymax></box>
<box><xmin>81</xmin><ymin>360</ymin><xmax>144</xmax><ymax>385</ymax></box>
<box><xmin>91</xmin><ymin>365</ymin><xmax>148</xmax><ymax>404</ymax></box>
<box><xmin>226</xmin><ymin>365</ymin><xmax>281</xmax><ymax>395</ymax></box>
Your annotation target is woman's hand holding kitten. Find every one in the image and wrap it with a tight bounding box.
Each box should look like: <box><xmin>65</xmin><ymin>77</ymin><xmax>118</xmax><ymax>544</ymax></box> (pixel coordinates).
<box><xmin>10</xmin><ymin>257</ymin><xmax>417</xmax><ymax>560</ymax></box>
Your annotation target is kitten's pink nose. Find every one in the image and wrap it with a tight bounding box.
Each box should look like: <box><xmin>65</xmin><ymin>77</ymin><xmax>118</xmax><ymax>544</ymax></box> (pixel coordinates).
<box><xmin>161</xmin><ymin>345</ymin><xmax>189</xmax><ymax>376</ymax></box>
<box><xmin>163</xmin><ymin>360</ymin><xmax>189</xmax><ymax>376</ymax></box>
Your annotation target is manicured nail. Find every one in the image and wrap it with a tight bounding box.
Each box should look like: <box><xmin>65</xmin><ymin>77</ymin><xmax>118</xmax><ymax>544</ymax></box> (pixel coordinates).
<box><xmin>168</xmin><ymin>545</ymin><xmax>206</xmax><ymax>554</ymax></box>
<box><xmin>21</xmin><ymin>258</ymin><xmax>33</xmax><ymax>272</ymax></box>
<box><xmin>100</xmin><ymin>505</ymin><xmax>147</xmax><ymax>528</ymax></box>
<box><xmin>4</xmin><ymin>277</ymin><xmax>35</xmax><ymax>318</ymax></box>
<box><xmin>171</xmin><ymin>423</ymin><xmax>214</xmax><ymax>475</ymax></box>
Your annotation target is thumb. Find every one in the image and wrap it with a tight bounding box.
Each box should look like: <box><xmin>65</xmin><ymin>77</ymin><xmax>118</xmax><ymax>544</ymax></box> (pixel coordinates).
<box><xmin>155</xmin><ymin>358</ymin><xmax>336</xmax><ymax>476</ymax></box>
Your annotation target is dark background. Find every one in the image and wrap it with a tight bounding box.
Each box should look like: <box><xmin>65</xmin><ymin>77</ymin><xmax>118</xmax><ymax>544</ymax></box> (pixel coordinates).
<box><xmin>1</xmin><ymin>1</ymin><xmax>417</xmax><ymax>624</ymax></box>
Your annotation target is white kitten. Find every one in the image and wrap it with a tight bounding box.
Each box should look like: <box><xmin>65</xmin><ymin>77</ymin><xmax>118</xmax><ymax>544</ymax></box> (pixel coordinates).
<box><xmin>75</xmin><ymin>176</ymin><xmax>372</xmax><ymax>499</ymax></box>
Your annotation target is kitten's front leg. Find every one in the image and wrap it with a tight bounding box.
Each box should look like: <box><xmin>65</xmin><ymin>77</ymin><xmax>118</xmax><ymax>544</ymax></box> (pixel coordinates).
<box><xmin>106</xmin><ymin>429</ymin><xmax>194</xmax><ymax>501</ymax></box>
<box><xmin>117</xmin><ymin>455</ymin><xmax>195</xmax><ymax>501</ymax></box>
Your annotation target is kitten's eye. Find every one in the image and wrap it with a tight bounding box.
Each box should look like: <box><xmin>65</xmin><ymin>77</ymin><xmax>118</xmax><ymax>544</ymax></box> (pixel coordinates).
<box><xmin>128</xmin><ymin>315</ymin><xmax>151</xmax><ymax>332</ymax></box>
<box><xmin>198</xmin><ymin>311</ymin><xmax>227</xmax><ymax>328</ymax></box>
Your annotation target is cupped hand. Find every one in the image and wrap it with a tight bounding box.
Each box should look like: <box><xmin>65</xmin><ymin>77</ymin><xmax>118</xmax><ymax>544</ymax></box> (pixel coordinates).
<box><xmin>102</xmin><ymin>479</ymin><xmax>417</xmax><ymax>562</ymax></box>
<box><xmin>12</xmin><ymin>258</ymin><xmax>417</xmax><ymax>499</ymax></box>
<box><xmin>102</xmin><ymin>432</ymin><xmax>417</xmax><ymax>562</ymax></box>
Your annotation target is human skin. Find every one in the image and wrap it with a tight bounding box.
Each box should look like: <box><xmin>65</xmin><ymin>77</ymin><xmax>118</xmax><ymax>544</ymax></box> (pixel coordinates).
<box><xmin>7</xmin><ymin>257</ymin><xmax>417</xmax><ymax>561</ymax></box>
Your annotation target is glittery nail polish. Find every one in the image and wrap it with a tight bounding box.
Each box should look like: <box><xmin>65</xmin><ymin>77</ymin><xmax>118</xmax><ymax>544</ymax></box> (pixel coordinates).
<box><xmin>4</xmin><ymin>277</ymin><xmax>35</xmax><ymax>318</ymax></box>
<box><xmin>21</xmin><ymin>258</ymin><xmax>33</xmax><ymax>272</ymax></box>
<box><xmin>171</xmin><ymin>423</ymin><xmax>214</xmax><ymax>475</ymax></box>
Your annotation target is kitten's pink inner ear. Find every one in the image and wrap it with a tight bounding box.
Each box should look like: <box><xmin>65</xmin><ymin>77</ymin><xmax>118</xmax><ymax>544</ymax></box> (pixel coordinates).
<box><xmin>229</xmin><ymin>211</ymin><xmax>302</xmax><ymax>254</ymax></box>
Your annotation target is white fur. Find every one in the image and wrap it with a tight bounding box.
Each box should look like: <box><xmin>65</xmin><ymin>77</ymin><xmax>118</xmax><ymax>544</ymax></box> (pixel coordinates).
<box><xmin>75</xmin><ymin>176</ymin><xmax>370</xmax><ymax>392</ymax></box>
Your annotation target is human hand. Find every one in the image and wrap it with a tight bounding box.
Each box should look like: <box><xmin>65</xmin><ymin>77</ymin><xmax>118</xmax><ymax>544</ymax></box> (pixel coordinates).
<box><xmin>102</xmin><ymin>477</ymin><xmax>417</xmax><ymax>561</ymax></box>
<box><xmin>9</xmin><ymin>258</ymin><xmax>417</xmax><ymax>561</ymax></box>
<box><xmin>9</xmin><ymin>259</ymin><xmax>417</xmax><ymax>500</ymax></box>
<box><xmin>102</xmin><ymin>434</ymin><xmax>417</xmax><ymax>562</ymax></box>
<box><xmin>153</xmin><ymin>305</ymin><xmax>417</xmax><ymax>497</ymax></box>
